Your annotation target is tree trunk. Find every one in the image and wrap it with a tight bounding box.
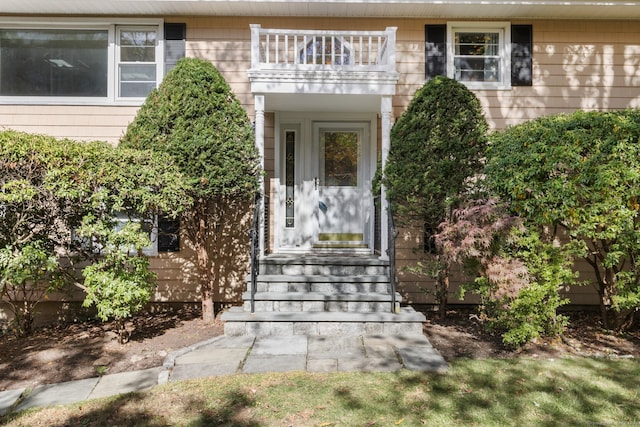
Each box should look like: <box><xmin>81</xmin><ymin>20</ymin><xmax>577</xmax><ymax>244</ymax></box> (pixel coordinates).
<box><xmin>599</xmin><ymin>268</ymin><xmax>617</xmax><ymax>330</ymax></box>
<box><xmin>197</xmin><ymin>242</ymin><xmax>215</xmax><ymax>322</ymax></box>
<box><xmin>201</xmin><ymin>285</ymin><xmax>215</xmax><ymax>323</ymax></box>
<box><xmin>436</xmin><ymin>266</ymin><xmax>450</xmax><ymax>320</ymax></box>
<box><xmin>194</xmin><ymin>201</ymin><xmax>216</xmax><ymax>323</ymax></box>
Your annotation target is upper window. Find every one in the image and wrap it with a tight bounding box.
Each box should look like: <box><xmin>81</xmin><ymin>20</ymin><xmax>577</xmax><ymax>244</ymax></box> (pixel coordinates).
<box><xmin>426</xmin><ymin>22</ymin><xmax>532</xmax><ymax>89</ymax></box>
<box><xmin>0</xmin><ymin>19</ymin><xmax>163</xmax><ymax>104</ymax></box>
<box><xmin>448</xmin><ymin>22</ymin><xmax>510</xmax><ymax>89</ymax></box>
<box><xmin>299</xmin><ymin>36</ymin><xmax>351</xmax><ymax>65</ymax></box>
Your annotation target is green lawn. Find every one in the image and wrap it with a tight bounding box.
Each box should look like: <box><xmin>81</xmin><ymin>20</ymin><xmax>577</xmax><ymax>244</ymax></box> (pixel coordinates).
<box><xmin>4</xmin><ymin>357</ymin><xmax>639</xmax><ymax>426</ymax></box>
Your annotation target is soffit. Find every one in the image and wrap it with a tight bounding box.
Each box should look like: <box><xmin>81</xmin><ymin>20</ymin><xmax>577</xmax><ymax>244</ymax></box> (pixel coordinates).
<box><xmin>265</xmin><ymin>93</ymin><xmax>382</xmax><ymax>113</ymax></box>
<box><xmin>3</xmin><ymin>0</ymin><xmax>640</xmax><ymax>20</ymax></box>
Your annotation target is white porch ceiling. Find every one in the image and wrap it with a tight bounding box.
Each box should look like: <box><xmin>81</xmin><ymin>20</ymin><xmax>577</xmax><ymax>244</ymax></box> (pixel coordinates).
<box><xmin>264</xmin><ymin>93</ymin><xmax>383</xmax><ymax>113</ymax></box>
<box><xmin>3</xmin><ymin>0</ymin><xmax>640</xmax><ymax>20</ymax></box>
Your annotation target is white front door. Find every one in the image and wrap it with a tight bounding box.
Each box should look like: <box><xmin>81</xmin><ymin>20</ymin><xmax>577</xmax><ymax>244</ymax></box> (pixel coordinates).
<box><xmin>277</xmin><ymin>119</ymin><xmax>372</xmax><ymax>252</ymax></box>
<box><xmin>313</xmin><ymin>122</ymin><xmax>368</xmax><ymax>248</ymax></box>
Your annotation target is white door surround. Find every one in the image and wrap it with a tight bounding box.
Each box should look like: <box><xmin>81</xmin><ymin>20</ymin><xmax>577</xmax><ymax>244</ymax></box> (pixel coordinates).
<box><xmin>273</xmin><ymin>113</ymin><xmax>376</xmax><ymax>254</ymax></box>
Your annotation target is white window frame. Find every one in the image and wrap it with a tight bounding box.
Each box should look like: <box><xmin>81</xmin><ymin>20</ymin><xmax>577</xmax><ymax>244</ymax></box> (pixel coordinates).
<box><xmin>0</xmin><ymin>17</ymin><xmax>164</xmax><ymax>106</ymax></box>
<box><xmin>447</xmin><ymin>22</ymin><xmax>511</xmax><ymax>90</ymax></box>
<box><xmin>116</xmin><ymin>25</ymin><xmax>162</xmax><ymax>101</ymax></box>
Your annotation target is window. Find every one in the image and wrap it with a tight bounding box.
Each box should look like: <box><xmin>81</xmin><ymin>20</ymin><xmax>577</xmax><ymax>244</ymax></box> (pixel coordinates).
<box><xmin>117</xmin><ymin>27</ymin><xmax>158</xmax><ymax>98</ymax></box>
<box><xmin>0</xmin><ymin>29</ymin><xmax>109</xmax><ymax>97</ymax></box>
<box><xmin>423</xmin><ymin>224</ymin><xmax>437</xmax><ymax>254</ymax></box>
<box><xmin>74</xmin><ymin>214</ymin><xmax>179</xmax><ymax>256</ymax></box>
<box><xmin>0</xmin><ymin>18</ymin><xmax>165</xmax><ymax>104</ymax></box>
<box><xmin>425</xmin><ymin>23</ymin><xmax>533</xmax><ymax>89</ymax></box>
<box><xmin>449</xmin><ymin>22</ymin><xmax>510</xmax><ymax>89</ymax></box>
<box><xmin>299</xmin><ymin>36</ymin><xmax>351</xmax><ymax>65</ymax></box>
<box><xmin>114</xmin><ymin>214</ymin><xmax>180</xmax><ymax>256</ymax></box>
<box><xmin>453</xmin><ymin>30</ymin><xmax>502</xmax><ymax>84</ymax></box>
<box><xmin>157</xmin><ymin>216</ymin><xmax>180</xmax><ymax>253</ymax></box>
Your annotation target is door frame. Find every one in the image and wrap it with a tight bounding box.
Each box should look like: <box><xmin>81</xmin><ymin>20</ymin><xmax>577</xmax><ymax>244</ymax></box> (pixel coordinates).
<box><xmin>273</xmin><ymin>112</ymin><xmax>377</xmax><ymax>254</ymax></box>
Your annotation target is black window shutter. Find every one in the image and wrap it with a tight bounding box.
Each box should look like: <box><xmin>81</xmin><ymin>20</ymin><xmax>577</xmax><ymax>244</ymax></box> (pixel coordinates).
<box><xmin>425</xmin><ymin>24</ymin><xmax>447</xmax><ymax>80</ymax></box>
<box><xmin>511</xmin><ymin>24</ymin><xmax>533</xmax><ymax>86</ymax></box>
<box><xmin>164</xmin><ymin>23</ymin><xmax>186</xmax><ymax>75</ymax></box>
<box><xmin>157</xmin><ymin>216</ymin><xmax>180</xmax><ymax>252</ymax></box>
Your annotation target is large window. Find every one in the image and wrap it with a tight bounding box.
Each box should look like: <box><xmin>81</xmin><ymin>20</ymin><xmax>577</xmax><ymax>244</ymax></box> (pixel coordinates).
<box><xmin>113</xmin><ymin>214</ymin><xmax>180</xmax><ymax>256</ymax></box>
<box><xmin>0</xmin><ymin>19</ymin><xmax>163</xmax><ymax>103</ymax></box>
<box><xmin>0</xmin><ymin>29</ymin><xmax>109</xmax><ymax>97</ymax></box>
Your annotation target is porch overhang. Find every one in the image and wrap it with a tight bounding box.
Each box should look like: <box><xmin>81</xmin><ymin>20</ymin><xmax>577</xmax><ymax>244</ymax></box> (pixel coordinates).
<box><xmin>248</xmin><ymin>26</ymin><xmax>400</xmax><ymax>110</ymax></box>
<box><xmin>4</xmin><ymin>0</ymin><xmax>640</xmax><ymax>20</ymax></box>
<box><xmin>259</xmin><ymin>93</ymin><xmax>386</xmax><ymax>113</ymax></box>
<box><xmin>248</xmin><ymin>69</ymin><xmax>399</xmax><ymax>107</ymax></box>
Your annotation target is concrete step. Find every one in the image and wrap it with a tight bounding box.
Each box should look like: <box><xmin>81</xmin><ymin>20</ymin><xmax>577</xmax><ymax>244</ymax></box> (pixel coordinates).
<box><xmin>242</xmin><ymin>292</ymin><xmax>402</xmax><ymax>313</ymax></box>
<box><xmin>251</xmin><ymin>274</ymin><xmax>390</xmax><ymax>283</ymax></box>
<box><xmin>221</xmin><ymin>307</ymin><xmax>426</xmax><ymax>336</ymax></box>
<box><xmin>252</xmin><ymin>277</ymin><xmax>390</xmax><ymax>294</ymax></box>
<box><xmin>225</xmin><ymin>254</ymin><xmax>420</xmax><ymax>337</ymax></box>
<box><xmin>243</xmin><ymin>291</ymin><xmax>401</xmax><ymax>302</ymax></box>
<box><xmin>259</xmin><ymin>256</ymin><xmax>389</xmax><ymax>276</ymax></box>
<box><xmin>222</xmin><ymin>306</ymin><xmax>424</xmax><ymax>322</ymax></box>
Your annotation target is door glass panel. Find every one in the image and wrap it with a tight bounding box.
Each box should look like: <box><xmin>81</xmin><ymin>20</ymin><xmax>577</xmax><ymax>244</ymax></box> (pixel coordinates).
<box><xmin>322</xmin><ymin>131</ymin><xmax>359</xmax><ymax>187</ymax></box>
<box><xmin>285</xmin><ymin>130</ymin><xmax>295</xmax><ymax>228</ymax></box>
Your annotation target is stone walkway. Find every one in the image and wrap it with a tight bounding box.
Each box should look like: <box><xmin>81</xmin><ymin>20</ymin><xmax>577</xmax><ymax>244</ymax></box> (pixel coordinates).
<box><xmin>1</xmin><ymin>334</ymin><xmax>447</xmax><ymax>416</ymax></box>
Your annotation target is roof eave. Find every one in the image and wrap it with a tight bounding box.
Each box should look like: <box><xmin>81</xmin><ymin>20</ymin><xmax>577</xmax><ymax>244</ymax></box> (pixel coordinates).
<box><xmin>2</xmin><ymin>0</ymin><xmax>640</xmax><ymax>20</ymax></box>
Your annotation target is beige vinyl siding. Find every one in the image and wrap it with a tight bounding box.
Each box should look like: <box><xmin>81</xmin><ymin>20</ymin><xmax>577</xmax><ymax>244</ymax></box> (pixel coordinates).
<box><xmin>0</xmin><ymin>105</ymin><xmax>139</xmax><ymax>144</ymax></box>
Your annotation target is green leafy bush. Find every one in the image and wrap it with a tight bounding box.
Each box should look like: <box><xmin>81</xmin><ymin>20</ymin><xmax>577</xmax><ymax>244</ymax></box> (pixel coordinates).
<box><xmin>0</xmin><ymin>242</ymin><xmax>61</xmax><ymax>336</ymax></box>
<box><xmin>487</xmin><ymin>109</ymin><xmax>640</xmax><ymax>330</ymax></box>
<box><xmin>0</xmin><ymin>130</ymin><xmax>188</xmax><ymax>335</ymax></box>
<box><xmin>436</xmin><ymin>198</ymin><xmax>572</xmax><ymax>346</ymax></box>
<box><xmin>121</xmin><ymin>57</ymin><xmax>261</xmax><ymax>321</ymax></box>
<box><xmin>384</xmin><ymin>76</ymin><xmax>488</xmax><ymax>316</ymax></box>
<box><xmin>470</xmin><ymin>230</ymin><xmax>572</xmax><ymax>347</ymax></box>
<box><xmin>385</xmin><ymin>76</ymin><xmax>488</xmax><ymax>225</ymax></box>
<box><xmin>81</xmin><ymin>220</ymin><xmax>156</xmax><ymax>343</ymax></box>
<box><xmin>121</xmin><ymin>57</ymin><xmax>260</xmax><ymax>201</ymax></box>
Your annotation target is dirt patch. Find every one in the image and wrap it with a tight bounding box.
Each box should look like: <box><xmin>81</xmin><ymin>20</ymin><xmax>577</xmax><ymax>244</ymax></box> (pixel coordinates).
<box><xmin>1</xmin><ymin>307</ymin><xmax>638</xmax><ymax>392</ymax></box>
<box><xmin>0</xmin><ymin>307</ymin><xmax>223</xmax><ymax>392</ymax></box>
<box><xmin>424</xmin><ymin>308</ymin><xmax>640</xmax><ymax>361</ymax></box>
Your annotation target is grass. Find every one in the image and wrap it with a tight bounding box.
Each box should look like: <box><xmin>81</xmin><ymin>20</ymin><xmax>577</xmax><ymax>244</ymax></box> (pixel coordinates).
<box><xmin>3</xmin><ymin>357</ymin><xmax>639</xmax><ymax>426</ymax></box>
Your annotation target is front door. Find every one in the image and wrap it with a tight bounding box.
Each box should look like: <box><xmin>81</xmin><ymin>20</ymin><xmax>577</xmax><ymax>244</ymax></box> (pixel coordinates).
<box><xmin>313</xmin><ymin>122</ymin><xmax>367</xmax><ymax>249</ymax></box>
<box><xmin>277</xmin><ymin>120</ymin><xmax>372</xmax><ymax>252</ymax></box>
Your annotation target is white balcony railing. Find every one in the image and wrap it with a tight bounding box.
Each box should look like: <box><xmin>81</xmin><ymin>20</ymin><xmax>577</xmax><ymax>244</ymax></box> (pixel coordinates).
<box><xmin>250</xmin><ymin>25</ymin><xmax>397</xmax><ymax>72</ymax></box>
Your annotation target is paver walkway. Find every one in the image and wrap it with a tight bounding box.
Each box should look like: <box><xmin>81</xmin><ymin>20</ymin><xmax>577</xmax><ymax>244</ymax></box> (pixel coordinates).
<box><xmin>0</xmin><ymin>334</ymin><xmax>447</xmax><ymax>416</ymax></box>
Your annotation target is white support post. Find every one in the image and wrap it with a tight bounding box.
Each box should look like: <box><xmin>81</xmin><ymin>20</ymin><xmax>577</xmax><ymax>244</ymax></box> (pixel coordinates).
<box><xmin>250</xmin><ymin>24</ymin><xmax>262</xmax><ymax>69</ymax></box>
<box><xmin>255</xmin><ymin>94</ymin><xmax>266</xmax><ymax>256</ymax></box>
<box><xmin>384</xmin><ymin>27</ymin><xmax>397</xmax><ymax>71</ymax></box>
<box><xmin>380</xmin><ymin>95</ymin><xmax>393</xmax><ymax>261</ymax></box>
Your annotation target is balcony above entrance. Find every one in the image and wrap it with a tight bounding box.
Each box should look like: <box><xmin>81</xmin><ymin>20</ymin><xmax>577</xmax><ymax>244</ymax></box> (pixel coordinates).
<box><xmin>248</xmin><ymin>25</ymin><xmax>400</xmax><ymax>97</ymax></box>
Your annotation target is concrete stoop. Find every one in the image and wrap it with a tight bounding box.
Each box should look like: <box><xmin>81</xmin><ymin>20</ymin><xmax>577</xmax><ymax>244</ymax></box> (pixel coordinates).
<box><xmin>221</xmin><ymin>255</ymin><xmax>426</xmax><ymax>336</ymax></box>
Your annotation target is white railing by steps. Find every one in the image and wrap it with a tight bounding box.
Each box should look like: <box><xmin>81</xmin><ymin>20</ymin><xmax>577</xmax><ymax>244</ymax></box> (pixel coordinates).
<box><xmin>250</xmin><ymin>25</ymin><xmax>397</xmax><ymax>72</ymax></box>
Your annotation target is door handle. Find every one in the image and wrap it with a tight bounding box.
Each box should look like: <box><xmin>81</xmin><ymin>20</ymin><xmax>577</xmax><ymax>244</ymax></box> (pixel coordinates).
<box><xmin>314</xmin><ymin>177</ymin><xmax>319</xmax><ymax>190</ymax></box>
